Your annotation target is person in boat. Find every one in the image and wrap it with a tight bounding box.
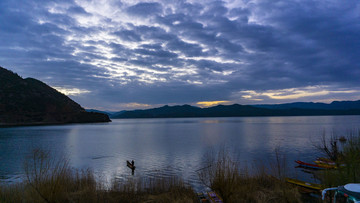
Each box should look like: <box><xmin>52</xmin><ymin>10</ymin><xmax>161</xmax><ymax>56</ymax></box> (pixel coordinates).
<box><xmin>131</xmin><ymin>160</ymin><xmax>134</xmax><ymax>166</ymax></box>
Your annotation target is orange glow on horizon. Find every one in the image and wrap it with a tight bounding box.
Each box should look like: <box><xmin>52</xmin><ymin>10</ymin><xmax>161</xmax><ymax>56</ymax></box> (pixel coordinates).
<box><xmin>196</xmin><ymin>100</ymin><xmax>231</xmax><ymax>108</ymax></box>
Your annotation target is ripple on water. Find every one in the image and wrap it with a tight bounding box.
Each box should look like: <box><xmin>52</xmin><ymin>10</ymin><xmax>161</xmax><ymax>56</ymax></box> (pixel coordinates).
<box><xmin>1</xmin><ymin>116</ymin><xmax>360</xmax><ymax>189</ymax></box>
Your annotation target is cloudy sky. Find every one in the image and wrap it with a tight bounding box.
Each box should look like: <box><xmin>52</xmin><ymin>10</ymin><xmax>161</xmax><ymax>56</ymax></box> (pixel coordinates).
<box><xmin>1</xmin><ymin>0</ymin><xmax>359</xmax><ymax>110</ymax></box>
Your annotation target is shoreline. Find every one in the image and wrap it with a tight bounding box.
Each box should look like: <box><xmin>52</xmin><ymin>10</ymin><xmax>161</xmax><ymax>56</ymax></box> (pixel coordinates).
<box><xmin>0</xmin><ymin>120</ymin><xmax>112</xmax><ymax>128</ymax></box>
<box><xmin>111</xmin><ymin>113</ymin><xmax>360</xmax><ymax>119</ymax></box>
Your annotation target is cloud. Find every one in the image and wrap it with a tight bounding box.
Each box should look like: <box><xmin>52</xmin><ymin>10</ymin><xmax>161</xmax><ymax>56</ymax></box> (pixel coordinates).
<box><xmin>114</xmin><ymin>30</ymin><xmax>142</xmax><ymax>42</ymax></box>
<box><xmin>67</xmin><ymin>5</ymin><xmax>90</xmax><ymax>16</ymax></box>
<box><xmin>53</xmin><ymin>86</ymin><xmax>91</xmax><ymax>96</ymax></box>
<box><xmin>126</xmin><ymin>2</ymin><xmax>163</xmax><ymax>17</ymax></box>
<box><xmin>232</xmin><ymin>86</ymin><xmax>360</xmax><ymax>104</ymax></box>
<box><xmin>1</xmin><ymin>0</ymin><xmax>359</xmax><ymax>110</ymax></box>
<box><xmin>114</xmin><ymin>102</ymin><xmax>152</xmax><ymax>110</ymax></box>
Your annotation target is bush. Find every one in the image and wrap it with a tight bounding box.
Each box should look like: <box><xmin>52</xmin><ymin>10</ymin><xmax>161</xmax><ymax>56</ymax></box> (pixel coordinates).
<box><xmin>318</xmin><ymin>130</ymin><xmax>360</xmax><ymax>187</ymax></box>
<box><xmin>0</xmin><ymin>148</ymin><xmax>196</xmax><ymax>202</ymax></box>
<box><xmin>198</xmin><ymin>148</ymin><xmax>301</xmax><ymax>202</ymax></box>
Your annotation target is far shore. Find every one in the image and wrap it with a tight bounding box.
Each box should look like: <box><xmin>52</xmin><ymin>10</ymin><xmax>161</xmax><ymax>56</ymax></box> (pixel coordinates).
<box><xmin>0</xmin><ymin>120</ymin><xmax>112</xmax><ymax>128</ymax></box>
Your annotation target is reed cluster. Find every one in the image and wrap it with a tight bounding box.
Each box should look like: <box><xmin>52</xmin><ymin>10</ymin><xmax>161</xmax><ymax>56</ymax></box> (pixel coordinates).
<box><xmin>197</xmin><ymin>149</ymin><xmax>302</xmax><ymax>202</ymax></box>
<box><xmin>4</xmin><ymin>131</ymin><xmax>360</xmax><ymax>202</ymax></box>
<box><xmin>0</xmin><ymin>149</ymin><xmax>196</xmax><ymax>203</ymax></box>
<box><xmin>317</xmin><ymin>130</ymin><xmax>360</xmax><ymax>187</ymax></box>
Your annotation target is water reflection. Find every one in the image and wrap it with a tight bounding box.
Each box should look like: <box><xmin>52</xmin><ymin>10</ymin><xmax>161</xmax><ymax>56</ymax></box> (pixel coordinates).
<box><xmin>1</xmin><ymin>116</ymin><xmax>360</xmax><ymax>190</ymax></box>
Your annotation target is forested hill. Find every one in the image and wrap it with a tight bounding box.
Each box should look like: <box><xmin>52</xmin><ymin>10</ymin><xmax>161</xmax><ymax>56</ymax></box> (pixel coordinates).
<box><xmin>253</xmin><ymin>101</ymin><xmax>360</xmax><ymax>110</ymax></box>
<box><xmin>111</xmin><ymin>102</ymin><xmax>360</xmax><ymax>119</ymax></box>
<box><xmin>0</xmin><ymin>66</ymin><xmax>110</xmax><ymax>126</ymax></box>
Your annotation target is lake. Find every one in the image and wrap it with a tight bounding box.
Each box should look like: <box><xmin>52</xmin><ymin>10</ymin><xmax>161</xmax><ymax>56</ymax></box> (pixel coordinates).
<box><xmin>1</xmin><ymin>115</ymin><xmax>360</xmax><ymax>190</ymax></box>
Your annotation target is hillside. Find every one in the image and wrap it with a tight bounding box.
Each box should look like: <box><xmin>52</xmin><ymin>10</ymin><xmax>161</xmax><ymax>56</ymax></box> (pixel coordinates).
<box><xmin>0</xmin><ymin>66</ymin><xmax>110</xmax><ymax>126</ymax></box>
<box><xmin>112</xmin><ymin>102</ymin><xmax>360</xmax><ymax>119</ymax></box>
<box><xmin>253</xmin><ymin>101</ymin><xmax>360</xmax><ymax>110</ymax></box>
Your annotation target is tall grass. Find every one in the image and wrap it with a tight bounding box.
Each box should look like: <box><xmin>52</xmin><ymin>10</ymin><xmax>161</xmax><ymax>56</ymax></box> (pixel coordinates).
<box><xmin>1</xmin><ymin>149</ymin><xmax>102</xmax><ymax>202</ymax></box>
<box><xmin>0</xmin><ymin>149</ymin><xmax>196</xmax><ymax>203</ymax></box>
<box><xmin>109</xmin><ymin>176</ymin><xmax>196</xmax><ymax>202</ymax></box>
<box><xmin>318</xmin><ymin>130</ymin><xmax>360</xmax><ymax>187</ymax></box>
<box><xmin>198</xmin><ymin>148</ymin><xmax>302</xmax><ymax>202</ymax></box>
<box><xmin>9</xmin><ymin>136</ymin><xmax>360</xmax><ymax>202</ymax></box>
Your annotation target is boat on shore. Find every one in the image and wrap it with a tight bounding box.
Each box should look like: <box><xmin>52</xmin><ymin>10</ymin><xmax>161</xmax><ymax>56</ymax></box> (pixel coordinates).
<box><xmin>197</xmin><ymin>192</ymin><xmax>210</xmax><ymax>202</ymax></box>
<box><xmin>285</xmin><ymin>178</ymin><xmax>323</xmax><ymax>192</ymax></box>
<box><xmin>316</xmin><ymin>157</ymin><xmax>335</xmax><ymax>164</ymax></box>
<box><xmin>314</xmin><ymin>160</ymin><xmax>336</xmax><ymax>165</ymax></box>
<box><xmin>207</xmin><ymin>191</ymin><xmax>223</xmax><ymax>203</ymax></box>
<box><xmin>314</xmin><ymin>157</ymin><xmax>345</xmax><ymax>169</ymax></box>
<box><xmin>295</xmin><ymin>160</ymin><xmax>335</xmax><ymax>170</ymax></box>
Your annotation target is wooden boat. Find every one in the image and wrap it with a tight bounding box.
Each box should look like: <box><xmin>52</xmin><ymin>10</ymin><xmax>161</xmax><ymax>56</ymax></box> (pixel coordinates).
<box><xmin>126</xmin><ymin>160</ymin><xmax>136</xmax><ymax>170</ymax></box>
<box><xmin>316</xmin><ymin>157</ymin><xmax>333</xmax><ymax>162</ymax></box>
<box><xmin>314</xmin><ymin>160</ymin><xmax>335</xmax><ymax>165</ymax></box>
<box><xmin>197</xmin><ymin>193</ymin><xmax>210</xmax><ymax>203</ymax></box>
<box><xmin>339</xmin><ymin>136</ymin><xmax>347</xmax><ymax>142</ymax></box>
<box><xmin>315</xmin><ymin>157</ymin><xmax>336</xmax><ymax>165</ymax></box>
<box><xmin>285</xmin><ymin>178</ymin><xmax>323</xmax><ymax>191</ymax></box>
<box><xmin>295</xmin><ymin>160</ymin><xmax>334</xmax><ymax>170</ymax></box>
<box><xmin>313</xmin><ymin>161</ymin><xmax>338</xmax><ymax>169</ymax></box>
<box><xmin>301</xmin><ymin>169</ymin><xmax>316</xmax><ymax>174</ymax></box>
<box><xmin>207</xmin><ymin>191</ymin><xmax>223</xmax><ymax>203</ymax></box>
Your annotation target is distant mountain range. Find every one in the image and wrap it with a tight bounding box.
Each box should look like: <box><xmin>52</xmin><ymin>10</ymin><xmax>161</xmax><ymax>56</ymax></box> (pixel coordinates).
<box><xmin>0</xmin><ymin>66</ymin><xmax>110</xmax><ymax>126</ymax></box>
<box><xmin>85</xmin><ymin>109</ymin><xmax>126</xmax><ymax>117</ymax></box>
<box><xmin>109</xmin><ymin>101</ymin><xmax>360</xmax><ymax>119</ymax></box>
<box><xmin>253</xmin><ymin>100</ymin><xmax>360</xmax><ymax>110</ymax></box>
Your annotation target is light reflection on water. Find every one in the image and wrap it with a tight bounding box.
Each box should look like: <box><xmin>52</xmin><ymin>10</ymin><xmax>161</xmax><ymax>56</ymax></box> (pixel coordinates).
<box><xmin>1</xmin><ymin>116</ymin><xmax>360</xmax><ymax>190</ymax></box>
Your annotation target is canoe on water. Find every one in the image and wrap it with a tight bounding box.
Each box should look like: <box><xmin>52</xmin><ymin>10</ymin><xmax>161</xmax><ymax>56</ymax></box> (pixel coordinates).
<box><xmin>207</xmin><ymin>191</ymin><xmax>223</xmax><ymax>203</ymax></box>
<box><xmin>126</xmin><ymin>160</ymin><xmax>136</xmax><ymax>170</ymax></box>
<box><xmin>314</xmin><ymin>161</ymin><xmax>338</xmax><ymax>169</ymax></box>
<box><xmin>315</xmin><ymin>157</ymin><xmax>336</xmax><ymax>165</ymax></box>
<box><xmin>315</xmin><ymin>158</ymin><xmax>345</xmax><ymax>168</ymax></box>
<box><xmin>285</xmin><ymin>178</ymin><xmax>324</xmax><ymax>191</ymax></box>
<box><xmin>295</xmin><ymin>160</ymin><xmax>334</xmax><ymax>170</ymax></box>
<box><xmin>197</xmin><ymin>193</ymin><xmax>210</xmax><ymax>203</ymax></box>
<box><xmin>314</xmin><ymin>160</ymin><xmax>336</xmax><ymax>166</ymax></box>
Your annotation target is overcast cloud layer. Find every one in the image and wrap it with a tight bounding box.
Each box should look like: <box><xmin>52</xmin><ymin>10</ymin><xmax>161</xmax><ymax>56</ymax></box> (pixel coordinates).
<box><xmin>1</xmin><ymin>0</ymin><xmax>359</xmax><ymax>110</ymax></box>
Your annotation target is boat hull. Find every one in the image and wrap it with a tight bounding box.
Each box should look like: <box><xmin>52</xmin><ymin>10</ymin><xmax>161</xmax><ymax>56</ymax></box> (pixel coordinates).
<box><xmin>295</xmin><ymin>160</ymin><xmax>333</xmax><ymax>170</ymax></box>
<box><xmin>126</xmin><ymin>160</ymin><xmax>136</xmax><ymax>170</ymax></box>
<box><xmin>285</xmin><ymin>178</ymin><xmax>323</xmax><ymax>191</ymax></box>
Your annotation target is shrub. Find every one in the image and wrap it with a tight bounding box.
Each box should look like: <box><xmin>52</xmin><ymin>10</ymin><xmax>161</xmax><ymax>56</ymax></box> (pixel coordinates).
<box><xmin>198</xmin><ymin>148</ymin><xmax>301</xmax><ymax>202</ymax></box>
<box><xmin>318</xmin><ymin>130</ymin><xmax>360</xmax><ymax>187</ymax></box>
<box><xmin>1</xmin><ymin>148</ymin><xmax>196</xmax><ymax>202</ymax></box>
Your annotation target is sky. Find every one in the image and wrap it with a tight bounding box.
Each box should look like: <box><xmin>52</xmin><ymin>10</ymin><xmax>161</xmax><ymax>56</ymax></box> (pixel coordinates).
<box><xmin>1</xmin><ymin>0</ymin><xmax>359</xmax><ymax>110</ymax></box>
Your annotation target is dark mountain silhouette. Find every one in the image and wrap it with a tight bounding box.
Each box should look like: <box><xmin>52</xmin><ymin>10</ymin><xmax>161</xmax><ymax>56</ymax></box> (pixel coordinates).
<box><xmin>254</xmin><ymin>100</ymin><xmax>360</xmax><ymax>110</ymax></box>
<box><xmin>0</xmin><ymin>66</ymin><xmax>110</xmax><ymax>126</ymax></box>
<box><xmin>85</xmin><ymin>109</ymin><xmax>127</xmax><ymax>117</ymax></box>
<box><xmin>112</xmin><ymin>101</ymin><xmax>360</xmax><ymax>119</ymax></box>
<box><xmin>85</xmin><ymin>109</ymin><xmax>115</xmax><ymax>116</ymax></box>
<box><xmin>113</xmin><ymin>105</ymin><xmax>202</xmax><ymax>118</ymax></box>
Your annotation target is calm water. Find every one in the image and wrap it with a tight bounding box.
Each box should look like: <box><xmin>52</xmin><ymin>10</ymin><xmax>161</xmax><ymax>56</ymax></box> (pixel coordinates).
<box><xmin>1</xmin><ymin>116</ymin><xmax>360</xmax><ymax>190</ymax></box>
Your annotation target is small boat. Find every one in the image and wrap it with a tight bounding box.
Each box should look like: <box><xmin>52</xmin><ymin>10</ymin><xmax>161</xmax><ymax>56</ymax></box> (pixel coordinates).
<box><xmin>339</xmin><ymin>136</ymin><xmax>347</xmax><ymax>142</ymax></box>
<box><xmin>295</xmin><ymin>160</ymin><xmax>334</xmax><ymax>170</ymax></box>
<box><xmin>322</xmin><ymin>183</ymin><xmax>360</xmax><ymax>202</ymax></box>
<box><xmin>314</xmin><ymin>160</ymin><xmax>336</xmax><ymax>165</ymax></box>
<box><xmin>316</xmin><ymin>157</ymin><xmax>334</xmax><ymax>163</ymax></box>
<box><xmin>197</xmin><ymin>192</ymin><xmax>210</xmax><ymax>203</ymax></box>
<box><xmin>316</xmin><ymin>157</ymin><xmax>333</xmax><ymax>162</ymax></box>
<box><xmin>315</xmin><ymin>157</ymin><xmax>336</xmax><ymax>165</ymax></box>
<box><xmin>301</xmin><ymin>169</ymin><xmax>316</xmax><ymax>174</ymax></box>
<box><xmin>285</xmin><ymin>178</ymin><xmax>323</xmax><ymax>191</ymax></box>
<box><xmin>207</xmin><ymin>191</ymin><xmax>223</xmax><ymax>203</ymax></box>
<box><xmin>126</xmin><ymin>160</ymin><xmax>136</xmax><ymax>170</ymax></box>
<box><xmin>313</xmin><ymin>161</ymin><xmax>337</xmax><ymax>169</ymax></box>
